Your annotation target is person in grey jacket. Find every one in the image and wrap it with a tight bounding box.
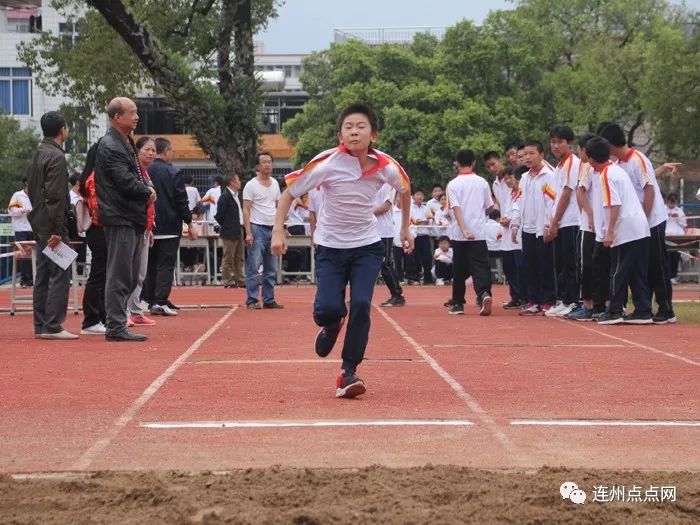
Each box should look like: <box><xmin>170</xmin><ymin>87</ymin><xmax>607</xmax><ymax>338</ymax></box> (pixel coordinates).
<box><xmin>26</xmin><ymin>111</ymin><xmax>77</xmax><ymax>340</ymax></box>
<box><xmin>95</xmin><ymin>97</ymin><xmax>156</xmax><ymax>342</ymax></box>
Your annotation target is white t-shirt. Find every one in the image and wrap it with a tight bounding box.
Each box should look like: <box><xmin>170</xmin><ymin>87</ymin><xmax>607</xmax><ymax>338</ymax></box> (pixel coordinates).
<box><xmin>553</xmin><ymin>153</ymin><xmax>581</xmax><ymax>228</ymax></box>
<box><xmin>492</xmin><ymin>176</ymin><xmax>510</xmax><ymax>212</ymax></box>
<box><xmin>433</xmin><ymin>207</ymin><xmax>451</xmax><ymax>226</ymax></box>
<box><xmin>617</xmin><ymin>148</ymin><xmax>666</xmax><ymax>228</ymax></box>
<box><xmin>666</xmin><ymin>205</ymin><xmax>687</xmax><ymax>236</ymax></box>
<box><xmin>69</xmin><ymin>188</ymin><xmax>81</xmax><ymax>206</ymax></box>
<box><xmin>446</xmin><ymin>172</ymin><xmax>494</xmax><ymax>241</ymax></box>
<box><xmin>520</xmin><ymin>165</ymin><xmax>556</xmax><ymax>237</ymax></box>
<box><xmin>410</xmin><ymin>201</ymin><xmax>433</xmax><ymax>226</ymax></box>
<box><xmin>7</xmin><ymin>190</ymin><xmax>32</xmax><ymax>232</ymax></box>
<box><xmin>286</xmin><ymin>145</ymin><xmax>410</xmax><ymax>249</ymax></box>
<box><xmin>202</xmin><ymin>186</ymin><xmax>221</xmax><ymax>223</ymax></box>
<box><xmin>426</xmin><ymin>197</ymin><xmax>442</xmax><ymax>216</ymax></box>
<box><xmin>392</xmin><ymin>207</ymin><xmax>403</xmax><ymax>248</ymax></box>
<box><xmin>485</xmin><ymin>219</ymin><xmax>503</xmax><ymax>251</ymax></box>
<box><xmin>374</xmin><ymin>184</ymin><xmax>395</xmax><ymax>239</ymax></box>
<box><xmin>434</xmin><ymin>247</ymin><xmax>453</xmax><ymax>264</ymax></box>
<box><xmin>577</xmin><ymin>162</ymin><xmax>594</xmax><ymax>233</ymax></box>
<box><xmin>287</xmin><ymin>199</ymin><xmax>308</xmax><ymax>227</ymax></box>
<box><xmin>242</xmin><ymin>177</ymin><xmax>281</xmax><ymax>227</ymax></box>
<box><xmin>186</xmin><ymin>185</ymin><xmax>201</xmax><ymax>211</ymax></box>
<box><xmin>501</xmin><ymin>187</ymin><xmax>522</xmax><ymax>251</ymax></box>
<box><xmin>600</xmin><ymin>163</ymin><xmax>650</xmax><ymax>247</ymax></box>
<box><xmin>588</xmin><ymin>164</ymin><xmax>606</xmax><ymax>242</ymax></box>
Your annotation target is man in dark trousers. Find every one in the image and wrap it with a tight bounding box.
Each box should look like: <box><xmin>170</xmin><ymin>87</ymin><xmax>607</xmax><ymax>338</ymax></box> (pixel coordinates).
<box><xmin>144</xmin><ymin>137</ymin><xmax>195</xmax><ymax>316</ymax></box>
<box><xmin>95</xmin><ymin>97</ymin><xmax>155</xmax><ymax>342</ymax></box>
<box><xmin>26</xmin><ymin>111</ymin><xmax>78</xmax><ymax>340</ymax></box>
<box><xmin>215</xmin><ymin>172</ymin><xmax>246</xmax><ymax>288</ymax></box>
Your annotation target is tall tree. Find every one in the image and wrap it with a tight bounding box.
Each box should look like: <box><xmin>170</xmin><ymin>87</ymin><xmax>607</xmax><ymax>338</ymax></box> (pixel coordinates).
<box><xmin>19</xmin><ymin>0</ymin><xmax>282</xmax><ymax>177</ymax></box>
<box><xmin>0</xmin><ymin>115</ymin><xmax>40</xmax><ymax>207</ymax></box>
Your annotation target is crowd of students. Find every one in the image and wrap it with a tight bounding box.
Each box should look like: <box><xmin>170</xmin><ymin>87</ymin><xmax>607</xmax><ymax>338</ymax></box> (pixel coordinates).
<box><xmin>369</xmin><ymin>124</ymin><xmax>687</xmax><ymax>325</ymax></box>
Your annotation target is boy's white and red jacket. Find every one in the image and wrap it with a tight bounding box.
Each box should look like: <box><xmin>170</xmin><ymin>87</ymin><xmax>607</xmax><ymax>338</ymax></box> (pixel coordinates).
<box><xmin>285</xmin><ymin>145</ymin><xmax>410</xmax><ymax>249</ymax></box>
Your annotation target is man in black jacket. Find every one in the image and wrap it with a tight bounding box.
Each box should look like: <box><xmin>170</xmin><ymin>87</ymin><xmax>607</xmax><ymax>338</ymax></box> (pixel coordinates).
<box><xmin>95</xmin><ymin>97</ymin><xmax>156</xmax><ymax>342</ymax></box>
<box><xmin>215</xmin><ymin>173</ymin><xmax>245</xmax><ymax>288</ymax></box>
<box><xmin>143</xmin><ymin>138</ymin><xmax>195</xmax><ymax>315</ymax></box>
<box><xmin>26</xmin><ymin>111</ymin><xmax>78</xmax><ymax>340</ymax></box>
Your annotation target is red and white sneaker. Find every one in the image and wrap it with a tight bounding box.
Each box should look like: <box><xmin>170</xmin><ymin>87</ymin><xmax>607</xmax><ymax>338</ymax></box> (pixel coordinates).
<box><xmin>519</xmin><ymin>303</ymin><xmax>541</xmax><ymax>316</ymax></box>
<box><xmin>335</xmin><ymin>372</ymin><xmax>366</xmax><ymax>399</ymax></box>
<box><xmin>130</xmin><ymin>314</ymin><xmax>156</xmax><ymax>326</ymax></box>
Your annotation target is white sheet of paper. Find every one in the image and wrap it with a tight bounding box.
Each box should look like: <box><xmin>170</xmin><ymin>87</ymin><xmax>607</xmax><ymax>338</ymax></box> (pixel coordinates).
<box><xmin>42</xmin><ymin>241</ymin><xmax>78</xmax><ymax>270</ymax></box>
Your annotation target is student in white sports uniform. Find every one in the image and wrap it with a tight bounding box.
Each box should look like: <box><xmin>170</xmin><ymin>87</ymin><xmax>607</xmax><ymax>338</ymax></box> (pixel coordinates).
<box><xmin>446</xmin><ymin>149</ymin><xmax>494</xmax><ymax>316</ymax></box>
<box><xmin>665</xmin><ymin>193</ymin><xmax>686</xmax><ymax>284</ymax></box>
<box><xmin>500</xmin><ymin>166</ymin><xmax>525</xmax><ymax>309</ymax></box>
<box><xmin>598</xmin><ymin>122</ymin><xmax>674</xmax><ymax>324</ymax></box>
<box><xmin>546</xmin><ymin>126</ymin><xmax>581</xmax><ymax>317</ymax></box>
<box><xmin>272</xmin><ymin>103</ymin><xmax>414</xmax><ymax>399</ymax></box>
<box><xmin>585</xmin><ymin>137</ymin><xmax>652</xmax><ymax>325</ymax></box>
<box><xmin>432</xmin><ymin>235</ymin><xmax>453</xmax><ymax>285</ymax></box>
<box><xmin>375</xmin><ymin>184</ymin><xmax>405</xmax><ymax>307</ymax></box>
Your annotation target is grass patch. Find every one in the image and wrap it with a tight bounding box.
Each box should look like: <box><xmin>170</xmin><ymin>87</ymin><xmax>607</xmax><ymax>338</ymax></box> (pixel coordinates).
<box><xmin>674</xmin><ymin>302</ymin><xmax>700</xmax><ymax>324</ymax></box>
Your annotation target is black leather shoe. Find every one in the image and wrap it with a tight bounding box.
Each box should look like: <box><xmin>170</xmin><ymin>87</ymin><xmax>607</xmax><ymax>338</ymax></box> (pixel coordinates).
<box><xmin>106</xmin><ymin>330</ymin><xmax>148</xmax><ymax>342</ymax></box>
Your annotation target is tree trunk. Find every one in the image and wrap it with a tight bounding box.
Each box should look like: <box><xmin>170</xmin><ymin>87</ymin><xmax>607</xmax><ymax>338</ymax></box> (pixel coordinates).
<box><xmin>86</xmin><ymin>0</ymin><xmax>259</xmax><ymax>180</ymax></box>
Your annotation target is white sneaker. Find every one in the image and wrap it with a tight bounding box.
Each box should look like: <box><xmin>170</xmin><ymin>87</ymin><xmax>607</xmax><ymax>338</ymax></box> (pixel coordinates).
<box><xmin>39</xmin><ymin>330</ymin><xmax>79</xmax><ymax>340</ymax></box>
<box><xmin>435</xmin><ymin>278</ymin><xmax>445</xmax><ymax>286</ymax></box>
<box><xmin>151</xmin><ymin>304</ymin><xmax>178</xmax><ymax>316</ymax></box>
<box><xmin>81</xmin><ymin>323</ymin><xmax>106</xmax><ymax>335</ymax></box>
<box><xmin>556</xmin><ymin>303</ymin><xmax>577</xmax><ymax>318</ymax></box>
<box><xmin>544</xmin><ymin>301</ymin><xmax>565</xmax><ymax>317</ymax></box>
<box><xmin>670</xmin><ymin>278</ymin><xmax>679</xmax><ymax>285</ymax></box>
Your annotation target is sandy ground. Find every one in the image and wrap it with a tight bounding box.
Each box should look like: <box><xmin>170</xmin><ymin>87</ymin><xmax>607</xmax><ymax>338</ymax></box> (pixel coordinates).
<box><xmin>1</xmin><ymin>466</ymin><xmax>698</xmax><ymax>524</ymax></box>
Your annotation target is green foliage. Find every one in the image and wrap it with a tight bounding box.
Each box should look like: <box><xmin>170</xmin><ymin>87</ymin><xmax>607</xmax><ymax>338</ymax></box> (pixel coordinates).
<box><xmin>0</xmin><ymin>115</ymin><xmax>40</xmax><ymax>208</ymax></box>
<box><xmin>285</xmin><ymin>0</ymin><xmax>698</xmax><ymax>190</ymax></box>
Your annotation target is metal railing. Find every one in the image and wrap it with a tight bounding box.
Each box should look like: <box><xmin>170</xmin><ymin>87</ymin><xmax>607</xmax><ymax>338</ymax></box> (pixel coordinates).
<box><xmin>334</xmin><ymin>26</ymin><xmax>447</xmax><ymax>46</ymax></box>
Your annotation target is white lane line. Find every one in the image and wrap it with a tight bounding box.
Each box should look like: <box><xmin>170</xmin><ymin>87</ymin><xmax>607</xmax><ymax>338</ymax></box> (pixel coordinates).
<box><xmin>430</xmin><ymin>343</ymin><xmax>628</xmax><ymax>348</ymax></box>
<box><xmin>141</xmin><ymin>419</ymin><xmax>474</xmax><ymax>429</ymax></box>
<box><xmin>561</xmin><ymin>319</ymin><xmax>699</xmax><ymax>367</ymax></box>
<box><xmin>374</xmin><ymin>306</ymin><xmax>520</xmax><ymax>457</ymax></box>
<box><xmin>511</xmin><ymin>419</ymin><xmax>700</xmax><ymax>427</ymax></box>
<box><xmin>72</xmin><ymin>306</ymin><xmax>239</xmax><ymax>470</ymax></box>
<box><xmin>192</xmin><ymin>358</ymin><xmax>425</xmax><ymax>365</ymax></box>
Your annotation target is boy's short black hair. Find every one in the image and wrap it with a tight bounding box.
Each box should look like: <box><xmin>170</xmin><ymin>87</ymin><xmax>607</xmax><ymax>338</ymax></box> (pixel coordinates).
<box><xmin>183</xmin><ymin>174</ymin><xmax>193</xmax><ymax>185</ymax></box>
<box><xmin>516</xmin><ymin>143</ymin><xmax>526</xmax><ymax>151</ymax></box>
<box><xmin>455</xmin><ymin>149</ymin><xmax>476</xmax><ymax>167</ymax></box>
<box><xmin>40</xmin><ymin>111</ymin><xmax>67</xmax><ymax>138</ymax></box>
<box><xmin>483</xmin><ymin>151</ymin><xmax>501</xmax><ymax>162</ymax></box>
<box><xmin>585</xmin><ymin>137</ymin><xmax>611</xmax><ymax>163</ymax></box>
<box><xmin>577</xmin><ymin>132</ymin><xmax>597</xmax><ymax>150</ymax></box>
<box><xmin>667</xmin><ymin>193</ymin><xmax>679</xmax><ymax>202</ymax></box>
<box><xmin>596</xmin><ymin>122</ymin><xmax>627</xmax><ymax>147</ymax></box>
<box><xmin>214</xmin><ymin>175</ymin><xmax>224</xmax><ymax>186</ymax></box>
<box><xmin>69</xmin><ymin>172</ymin><xmax>80</xmax><ymax>186</ymax></box>
<box><xmin>524</xmin><ymin>140</ymin><xmax>544</xmax><ymax>153</ymax></box>
<box><xmin>489</xmin><ymin>209</ymin><xmax>501</xmax><ymax>220</ymax></box>
<box><xmin>155</xmin><ymin>137</ymin><xmax>172</xmax><ymax>154</ymax></box>
<box><xmin>503</xmin><ymin>166</ymin><xmax>516</xmax><ymax>177</ymax></box>
<box><xmin>438</xmin><ymin>235</ymin><xmax>450</xmax><ymax>243</ymax></box>
<box><xmin>336</xmin><ymin>103</ymin><xmax>379</xmax><ymax>133</ymax></box>
<box><xmin>256</xmin><ymin>151</ymin><xmax>273</xmax><ymax>165</ymax></box>
<box><xmin>412</xmin><ymin>187</ymin><xmax>424</xmax><ymax>195</ymax></box>
<box><xmin>549</xmin><ymin>125</ymin><xmax>575</xmax><ymax>142</ymax></box>
<box><xmin>432</xmin><ymin>184</ymin><xmax>443</xmax><ymax>191</ymax></box>
<box><xmin>505</xmin><ymin>142</ymin><xmax>519</xmax><ymax>152</ymax></box>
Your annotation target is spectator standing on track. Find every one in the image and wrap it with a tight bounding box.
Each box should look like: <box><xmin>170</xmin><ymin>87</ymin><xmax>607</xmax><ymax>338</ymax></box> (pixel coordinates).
<box><xmin>7</xmin><ymin>178</ymin><xmax>34</xmax><ymax>287</ymax></box>
<box><xmin>215</xmin><ymin>172</ymin><xmax>246</xmax><ymax>289</ymax></box>
<box><xmin>272</xmin><ymin>103</ymin><xmax>414</xmax><ymax>399</ymax></box>
<box><xmin>500</xmin><ymin>166</ymin><xmax>525</xmax><ymax>309</ymax></box>
<box><xmin>95</xmin><ymin>97</ymin><xmax>155</xmax><ymax>342</ymax></box>
<box><xmin>68</xmin><ymin>172</ymin><xmax>87</xmax><ymax>276</ymax></box>
<box><xmin>144</xmin><ymin>137</ymin><xmax>195</xmax><ymax>316</ymax></box>
<box><xmin>78</xmin><ymin>144</ymin><xmax>108</xmax><ymax>335</ymax></box>
<box><xmin>243</xmin><ymin>152</ymin><xmax>283</xmax><ymax>309</ymax></box>
<box><xmin>376</xmin><ymin>183</ymin><xmax>406</xmax><ymax>307</ymax></box>
<box><xmin>26</xmin><ymin>111</ymin><xmax>77</xmax><ymax>340</ymax></box>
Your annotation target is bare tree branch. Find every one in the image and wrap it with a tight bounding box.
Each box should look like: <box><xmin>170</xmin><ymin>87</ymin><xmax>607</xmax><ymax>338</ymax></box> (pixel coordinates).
<box><xmin>627</xmin><ymin>111</ymin><xmax>645</xmax><ymax>146</ymax></box>
<box><xmin>168</xmin><ymin>0</ymin><xmax>217</xmax><ymax>39</ymax></box>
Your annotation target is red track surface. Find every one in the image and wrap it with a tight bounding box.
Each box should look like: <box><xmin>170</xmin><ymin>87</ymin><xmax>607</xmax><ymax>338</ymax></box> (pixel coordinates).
<box><xmin>0</xmin><ymin>284</ymin><xmax>698</xmax><ymax>473</ymax></box>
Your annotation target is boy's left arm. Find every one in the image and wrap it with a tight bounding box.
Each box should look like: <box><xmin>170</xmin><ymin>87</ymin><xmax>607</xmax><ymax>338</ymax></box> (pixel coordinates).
<box><xmin>272</xmin><ymin>191</ymin><xmax>294</xmax><ymax>255</ymax></box>
<box><xmin>399</xmin><ymin>190</ymin><xmax>414</xmax><ymax>253</ymax></box>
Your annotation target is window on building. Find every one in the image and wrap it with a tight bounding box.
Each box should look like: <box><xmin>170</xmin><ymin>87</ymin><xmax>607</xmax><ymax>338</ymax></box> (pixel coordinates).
<box><xmin>283</xmin><ymin>65</ymin><xmax>292</xmax><ymax>78</ymax></box>
<box><xmin>135</xmin><ymin>98</ymin><xmax>185</xmax><ymax>135</ymax></box>
<box><xmin>0</xmin><ymin>68</ymin><xmax>32</xmax><ymax>116</ymax></box>
<box><xmin>59</xmin><ymin>22</ymin><xmax>80</xmax><ymax>47</ymax></box>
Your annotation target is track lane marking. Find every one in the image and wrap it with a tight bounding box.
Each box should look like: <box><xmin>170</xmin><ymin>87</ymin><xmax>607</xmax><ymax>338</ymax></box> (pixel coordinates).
<box><xmin>72</xmin><ymin>306</ymin><xmax>239</xmax><ymax>470</ymax></box>
<box><xmin>374</xmin><ymin>306</ymin><xmax>522</xmax><ymax>459</ymax></box>
<box><xmin>140</xmin><ymin>419</ymin><xmax>474</xmax><ymax>429</ymax></box>
<box><xmin>511</xmin><ymin>419</ymin><xmax>700</xmax><ymax>427</ymax></box>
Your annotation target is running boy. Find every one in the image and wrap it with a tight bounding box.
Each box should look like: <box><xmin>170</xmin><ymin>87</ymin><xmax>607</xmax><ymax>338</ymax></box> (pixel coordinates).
<box><xmin>586</xmin><ymin>137</ymin><xmax>652</xmax><ymax>325</ymax></box>
<box><xmin>446</xmin><ymin>149</ymin><xmax>495</xmax><ymax>316</ymax></box>
<box><xmin>272</xmin><ymin>103</ymin><xmax>414</xmax><ymax>398</ymax></box>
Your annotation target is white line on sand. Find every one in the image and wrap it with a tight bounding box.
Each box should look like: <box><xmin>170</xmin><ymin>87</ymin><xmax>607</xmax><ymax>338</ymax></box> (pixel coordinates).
<box><xmin>561</xmin><ymin>319</ymin><xmax>699</xmax><ymax>367</ymax></box>
<box><xmin>374</xmin><ymin>306</ymin><xmax>520</xmax><ymax>457</ymax></box>
<box><xmin>71</xmin><ymin>306</ymin><xmax>239</xmax><ymax>470</ymax></box>
<box><xmin>140</xmin><ymin>419</ymin><xmax>474</xmax><ymax>429</ymax></box>
<box><xmin>511</xmin><ymin>419</ymin><xmax>700</xmax><ymax>427</ymax></box>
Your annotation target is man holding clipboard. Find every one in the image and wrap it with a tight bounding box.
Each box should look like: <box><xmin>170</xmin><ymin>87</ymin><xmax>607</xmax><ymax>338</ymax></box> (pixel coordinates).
<box><xmin>26</xmin><ymin>111</ymin><xmax>78</xmax><ymax>340</ymax></box>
